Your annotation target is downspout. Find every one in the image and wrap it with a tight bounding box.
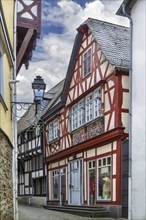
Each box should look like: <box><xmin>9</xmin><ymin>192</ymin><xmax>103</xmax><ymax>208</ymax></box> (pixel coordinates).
<box><xmin>12</xmin><ymin>0</ymin><xmax>18</xmax><ymax>219</ymax></box>
<box><xmin>122</xmin><ymin>3</ymin><xmax>133</xmax><ymax>220</ymax></box>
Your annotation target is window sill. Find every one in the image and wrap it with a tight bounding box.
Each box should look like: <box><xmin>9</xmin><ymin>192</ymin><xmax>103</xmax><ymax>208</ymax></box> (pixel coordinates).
<box><xmin>71</xmin><ymin>116</ymin><xmax>104</xmax><ymax>133</ymax></box>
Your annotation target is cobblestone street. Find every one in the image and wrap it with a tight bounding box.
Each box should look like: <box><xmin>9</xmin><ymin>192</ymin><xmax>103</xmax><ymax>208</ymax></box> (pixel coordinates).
<box><xmin>18</xmin><ymin>204</ymin><xmax>114</xmax><ymax>220</ymax></box>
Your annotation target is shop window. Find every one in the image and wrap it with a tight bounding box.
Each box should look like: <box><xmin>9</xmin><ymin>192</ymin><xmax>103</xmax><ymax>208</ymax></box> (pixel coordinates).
<box><xmin>52</xmin><ymin>170</ymin><xmax>59</xmax><ymax>200</ymax></box>
<box><xmin>97</xmin><ymin>157</ymin><xmax>111</xmax><ymax>200</ymax></box>
<box><xmin>88</xmin><ymin>160</ymin><xmax>96</xmax><ymax>205</ymax></box>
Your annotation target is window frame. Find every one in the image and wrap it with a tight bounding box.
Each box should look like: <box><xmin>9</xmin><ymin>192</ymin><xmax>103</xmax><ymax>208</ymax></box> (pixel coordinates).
<box><xmin>97</xmin><ymin>156</ymin><xmax>111</xmax><ymax>201</ymax></box>
<box><xmin>82</xmin><ymin>47</ymin><xmax>92</xmax><ymax>77</ymax></box>
<box><xmin>71</xmin><ymin>88</ymin><xmax>101</xmax><ymax>131</ymax></box>
<box><xmin>52</xmin><ymin>170</ymin><xmax>59</xmax><ymax>200</ymax></box>
<box><xmin>48</xmin><ymin>119</ymin><xmax>58</xmax><ymax>142</ymax></box>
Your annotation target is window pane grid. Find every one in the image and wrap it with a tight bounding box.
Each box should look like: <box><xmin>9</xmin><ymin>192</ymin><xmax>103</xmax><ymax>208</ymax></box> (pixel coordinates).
<box><xmin>71</xmin><ymin>89</ymin><xmax>101</xmax><ymax>131</ymax></box>
<box><xmin>49</xmin><ymin>119</ymin><xmax>58</xmax><ymax>141</ymax></box>
<box><xmin>83</xmin><ymin>48</ymin><xmax>92</xmax><ymax>77</ymax></box>
<box><xmin>98</xmin><ymin>157</ymin><xmax>111</xmax><ymax>200</ymax></box>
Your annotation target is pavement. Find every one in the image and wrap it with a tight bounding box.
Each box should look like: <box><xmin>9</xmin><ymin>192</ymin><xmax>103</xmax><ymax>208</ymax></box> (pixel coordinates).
<box><xmin>18</xmin><ymin>204</ymin><xmax>128</xmax><ymax>220</ymax></box>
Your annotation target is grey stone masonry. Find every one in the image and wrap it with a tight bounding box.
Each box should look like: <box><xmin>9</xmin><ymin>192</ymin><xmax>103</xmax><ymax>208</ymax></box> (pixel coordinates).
<box><xmin>0</xmin><ymin>130</ymin><xmax>13</xmax><ymax>220</ymax></box>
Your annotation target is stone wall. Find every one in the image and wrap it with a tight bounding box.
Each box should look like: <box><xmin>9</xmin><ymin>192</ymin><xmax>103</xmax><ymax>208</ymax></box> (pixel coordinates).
<box><xmin>0</xmin><ymin>130</ymin><xmax>13</xmax><ymax>220</ymax></box>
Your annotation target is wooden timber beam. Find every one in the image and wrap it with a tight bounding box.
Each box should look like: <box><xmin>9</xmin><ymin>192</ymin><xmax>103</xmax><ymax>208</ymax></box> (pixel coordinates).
<box><xmin>17</xmin><ymin>28</ymin><xmax>34</xmax><ymax>74</ymax></box>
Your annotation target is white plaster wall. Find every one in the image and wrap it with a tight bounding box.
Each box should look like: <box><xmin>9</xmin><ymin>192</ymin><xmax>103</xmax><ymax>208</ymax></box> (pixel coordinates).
<box><xmin>131</xmin><ymin>1</ymin><xmax>146</xmax><ymax>219</ymax></box>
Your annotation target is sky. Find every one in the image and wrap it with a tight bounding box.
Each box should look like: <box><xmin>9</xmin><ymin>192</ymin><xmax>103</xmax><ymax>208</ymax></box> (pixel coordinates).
<box><xmin>17</xmin><ymin>0</ymin><xmax>129</xmax><ymax>103</ymax></box>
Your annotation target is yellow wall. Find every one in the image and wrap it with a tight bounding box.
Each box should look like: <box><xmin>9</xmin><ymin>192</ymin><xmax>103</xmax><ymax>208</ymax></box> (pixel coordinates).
<box><xmin>0</xmin><ymin>0</ymin><xmax>14</xmax><ymax>142</ymax></box>
<box><xmin>1</xmin><ymin>0</ymin><xmax>14</xmax><ymax>47</ymax></box>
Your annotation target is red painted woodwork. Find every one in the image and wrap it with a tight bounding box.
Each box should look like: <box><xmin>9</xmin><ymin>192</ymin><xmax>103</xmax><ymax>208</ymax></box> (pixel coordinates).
<box><xmin>17</xmin><ymin>0</ymin><xmax>41</xmax><ymax>74</ymax></box>
<box><xmin>17</xmin><ymin>0</ymin><xmax>41</xmax><ymax>33</ymax></box>
<box><xmin>45</xmin><ymin>127</ymin><xmax>125</xmax><ymax>163</ymax></box>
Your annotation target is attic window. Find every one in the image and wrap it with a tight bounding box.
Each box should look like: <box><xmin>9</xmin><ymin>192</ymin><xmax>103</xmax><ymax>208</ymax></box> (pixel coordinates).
<box><xmin>82</xmin><ymin>47</ymin><xmax>92</xmax><ymax>77</ymax></box>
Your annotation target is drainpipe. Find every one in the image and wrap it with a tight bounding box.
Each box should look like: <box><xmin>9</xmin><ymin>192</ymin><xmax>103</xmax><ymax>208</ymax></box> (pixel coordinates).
<box><xmin>122</xmin><ymin>3</ymin><xmax>133</xmax><ymax>220</ymax></box>
<box><xmin>12</xmin><ymin>0</ymin><xmax>18</xmax><ymax>219</ymax></box>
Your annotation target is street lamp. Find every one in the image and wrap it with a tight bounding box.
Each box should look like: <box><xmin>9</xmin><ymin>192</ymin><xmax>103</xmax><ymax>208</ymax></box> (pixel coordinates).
<box><xmin>32</xmin><ymin>75</ymin><xmax>46</xmax><ymax>102</ymax></box>
<box><xmin>32</xmin><ymin>75</ymin><xmax>46</xmax><ymax>115</ymax></box>
<box><xmin>11</xmin><ymin>75</ymin><xmax>46</xmax><ymax>118</ymax></box>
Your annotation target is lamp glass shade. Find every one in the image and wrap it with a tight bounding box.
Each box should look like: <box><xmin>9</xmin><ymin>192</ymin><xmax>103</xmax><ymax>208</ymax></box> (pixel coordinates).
<box><xmin>32</xmin><ymin>76</ymin><xmax>46</xmax><ymax>101</ymax></box>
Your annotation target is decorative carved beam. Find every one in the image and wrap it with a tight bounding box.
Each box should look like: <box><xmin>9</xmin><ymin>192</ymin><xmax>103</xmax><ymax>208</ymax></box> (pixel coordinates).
<box><xmin>17</xmin><ymin>28</ymin><xmax>34</xmax><ymax>73</ymax></box>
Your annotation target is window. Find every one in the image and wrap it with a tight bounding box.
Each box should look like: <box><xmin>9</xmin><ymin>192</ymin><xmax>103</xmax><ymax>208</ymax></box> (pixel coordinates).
<box><xmin>71</xmin><ymin>88</ymin><xmax>101</xmax><ymax>131</ymax></box>
<box><xmin>32</xmin><ymin>157</ymin><xmax>35</xmax><ymax>171</ymax></box>
<box><xmin>72</xmin><ymin>104</ymin><xmax>78</xmax><ymax>130</ymax></box>
<box><xmin>86</xmin><ymin>93</ymin><xmax>93</xmax><ymax>122</ymax></box>
<box><xmin>88</xmin><ymin>161</ymin><xmax>96</xmax><ymax>205</ymax></box>
<box><xmin>49</xmin><ymin>119</ymin><xmax>58</xmax><ymax>142</ymax></box>
<box><xmin>83</xmin><ymin>48</ymin><xmax>92</xmax><ymax>77</ymax></box>
<box><xmin>39</xmin><ymin>155</ymin><xmax>43</xmax><ymax>169</ymax></box>
<box><xmin>0</xmin><ymin>38</ymin><xmax>5</xmax><ymax>103</ymax></box>
<box><xmin>78</xmin><ymin>99</ymin><xmax>85</xmax><ymax>126</ymax></box>
<box><xmin>42</xmin><ymin>178</ymin><xmax>46</xmax><ymax>194</ymax></box>
<box><xmin>97</xmin><ymin>157</ymin><xmax>111</xmax><ymax>200</ymax></box>
<box><xmin>94</xmin><ymin>89</ymin><xmax>101</xmax><ymax>118</ymax></box>
<box><xmin>52</xmin><ymin>170</ymin><xmax>59</xmax><ymax>200</ymax></box>
<box><xmin>36</xmin><ymin>179</ymin><xmax>40</xmax><ymax>195</ymax></box>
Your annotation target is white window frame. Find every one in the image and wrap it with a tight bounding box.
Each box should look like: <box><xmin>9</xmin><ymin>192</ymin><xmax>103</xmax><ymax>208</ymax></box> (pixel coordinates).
<box><xmin>94</xmin><ymin>89</ymin><xmax>101</xmax><ymax>118</ymax></box>
<box><xmin>78</xmin><ymin>99</ymin><xmax>85</xmax><ymax>127</ymax></box>
<box><xmin>97</xmin><ymin>156</ymin><xmax>111</xmax><ymax>201</ymax></box>
<box><xmin>86</xmin><ymin>93</ymin><xmax>93</xmax><ymax>122</ymax></box>
<box><xmin>83</xmin><ymin>47</ymin><xmax>92</xmax><ymax>77</ymax></box>
<box><xmin>72</xmin><ymin>104</ymin><xmax>78</xmax><ymax>130</ymax></box>
<box><xmin>49</xmin><ymin>119</ymin><xmax>58</xmax><ymax>142</ymax></box>
<box><xmin>71</xmin><ymin>88</ymin><xmax>101</xmax><ymax>131</ymax></box>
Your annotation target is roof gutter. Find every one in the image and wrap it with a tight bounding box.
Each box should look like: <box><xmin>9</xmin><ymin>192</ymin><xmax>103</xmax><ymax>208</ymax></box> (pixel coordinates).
<box><xmin>121</xmin><ymin>2</ymin><xmax>133</xmax><ymax>220</ymax></box>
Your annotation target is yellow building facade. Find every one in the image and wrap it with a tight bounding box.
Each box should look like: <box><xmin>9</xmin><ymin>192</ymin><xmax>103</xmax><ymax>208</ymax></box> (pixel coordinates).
<box><xmin>0</xmin><ymin>1</ymin><xmax>15</xmax><ymax>219</ymax></box>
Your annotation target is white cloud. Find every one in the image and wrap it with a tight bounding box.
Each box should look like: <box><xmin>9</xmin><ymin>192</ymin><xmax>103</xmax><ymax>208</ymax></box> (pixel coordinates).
<box><xmin>17</xmin><ymin>0</ymin><xmax>129</xmax><ymax>103</ymax></box>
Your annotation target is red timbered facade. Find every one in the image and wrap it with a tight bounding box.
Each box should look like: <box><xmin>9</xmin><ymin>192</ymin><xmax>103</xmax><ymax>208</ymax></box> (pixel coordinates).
<box><xmin>17</xmin><ymin>0</ymin><xmax>41</xmax><ymax>73</ymax></box>
<box><xmin>43</xmin><ymin>18</ymin><xmax>130</xmax><ymax>216</ymax></box>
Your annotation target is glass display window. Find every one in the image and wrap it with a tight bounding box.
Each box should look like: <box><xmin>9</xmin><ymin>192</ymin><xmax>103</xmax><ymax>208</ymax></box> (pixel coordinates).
<box><xmin>97</xmin><ymin>156</ymin><xmax>111</xmax><ymax>200</ymax></box>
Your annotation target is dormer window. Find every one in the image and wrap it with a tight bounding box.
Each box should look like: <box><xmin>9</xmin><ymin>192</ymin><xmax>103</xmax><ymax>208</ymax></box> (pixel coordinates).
<box><xmin>83</xmin><ymin>48</ymin><xmax>92</xmax><ymax>77</ymax></box>
<box><xmin>49</xmin><ymin>119</ymin><xmax>58</xmax><ymax>142</ymax></box>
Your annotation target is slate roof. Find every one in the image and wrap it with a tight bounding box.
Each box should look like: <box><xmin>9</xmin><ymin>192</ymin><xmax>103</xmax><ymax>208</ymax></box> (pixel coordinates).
<box><xmin>83</xmin><ymin>18</ymin><xmax>130</xmax><ymax>69</ymax></box>
<box><xmin>17</xmin><ymin>79</ymin><xmax>65</xmax><ymax>134</ymax></box>
<box><xmin>18</xmin><ymin>18</ymin><xmax>130</xmax><ymax>132</ymax></box>
<box><xmin>61</xmin><ymin>18</ymin><xmax>130</xmax><ymax>102</ymax></box>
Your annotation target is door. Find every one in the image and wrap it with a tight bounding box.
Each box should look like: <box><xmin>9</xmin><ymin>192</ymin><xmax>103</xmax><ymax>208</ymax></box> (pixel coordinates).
<box><xmin>69</xmin><ymin>160</ymin><xmax>82</xmax><ymax>205</ymax></box>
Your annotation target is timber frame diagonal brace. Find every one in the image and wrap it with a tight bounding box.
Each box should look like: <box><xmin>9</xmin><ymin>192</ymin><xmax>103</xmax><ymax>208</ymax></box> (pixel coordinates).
<box><xmin>17</xmin><ymin>28</ymin><xmax>34</xmax><ymax>73</ymax></box>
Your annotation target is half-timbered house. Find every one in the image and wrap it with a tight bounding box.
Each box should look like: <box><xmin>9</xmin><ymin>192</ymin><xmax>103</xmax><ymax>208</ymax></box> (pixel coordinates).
<box><xmin>17</xmin><ymin>79</ymin><xmax>65</xmax><ymax>206</ymax></box>
<box><xmin>43</xmin><ymin>18</ymin><xmax>130</xmax><ymax>218</ymax></box>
